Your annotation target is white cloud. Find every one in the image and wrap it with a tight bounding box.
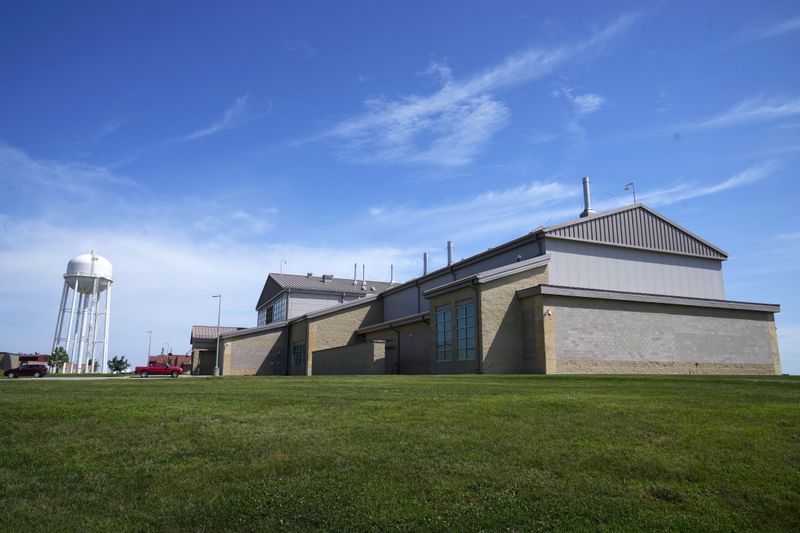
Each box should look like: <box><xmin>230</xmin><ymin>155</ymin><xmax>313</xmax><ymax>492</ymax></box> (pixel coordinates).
<box><xmin>687</xmin><ymin>96</ymin><xmax>800</xmax><ymax>130</ymax></box>
<box><xmin>744</xmin><ymin>15</ymin><xmax>800</xmax><ymax>41</ymax></box>
<box><xmin>636</xmin><ymin>162</ymin><xmax>775</xmax><ymax>206</ymax></box>
<box><xmin>174</xmin><ymin>95</ymin><xmax>269</xmax><ymax>142</ymax></box>
<box><xmin>287</xmin><ymin>40</ymin><xmax>319</xmax><ymax>60</ymax></box>
<box><xmin>554</xmin><ymin>87</ymin><xmax>606</xmax><ymax>115</ymax></box>
<box><xmin>315</xmin><ymin>13</ymin><xmax>637</xmax><ymax>166</ymax></box>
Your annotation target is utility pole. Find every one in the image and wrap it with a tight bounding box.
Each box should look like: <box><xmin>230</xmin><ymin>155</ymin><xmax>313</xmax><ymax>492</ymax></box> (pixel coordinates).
<box><xmin>212</xmin><ymin>295</ymin><xmax>222</xmax><ymax>376</ymax></box>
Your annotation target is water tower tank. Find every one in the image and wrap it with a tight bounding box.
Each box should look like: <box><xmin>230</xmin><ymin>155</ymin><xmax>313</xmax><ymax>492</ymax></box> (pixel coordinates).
<box><xmin>65</xmin><ymin>252</ymin><xmax>113</xmax><ymax>293</ymax></box>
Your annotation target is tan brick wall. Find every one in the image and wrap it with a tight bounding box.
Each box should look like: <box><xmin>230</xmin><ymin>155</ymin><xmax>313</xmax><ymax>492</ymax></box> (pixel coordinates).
<box><xmin>547</xmin><ymin>295</ymin><xmax>781</xmax><ymax>375</ymax></box>
<box><xmin>311</xmin><ymin>341</ymin><xmax>386</xmax><ymax>375</ymax></box>
<box><xmin>223</xmin><ymin>328</ymin><xmax>287</xmax><ymax>376</ymax></box>
<box><xmin>478</xmin><ymin>265</ymin><xmax>548</xmax><ymax>373</ymax></box>
<box><xmin>365</xmin><ymin>321</ymin><xmax>433</xmax><ymax>374</ymax></box>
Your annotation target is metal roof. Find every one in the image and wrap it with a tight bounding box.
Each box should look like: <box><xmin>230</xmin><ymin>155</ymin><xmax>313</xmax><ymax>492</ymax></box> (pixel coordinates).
<box><xmin>190</xmin><ymin>325</ymin><xmax>246</xmax><ymax>342</ymax></box>
<box><xmin>269</xmin><ymin>273</ymin><xmax>397</xmax><ymax>296</ymax></box>
<box><xmin>543</xmin><ymin>204</ymin><xmax>728</xmax><ymax>260</ymax></box>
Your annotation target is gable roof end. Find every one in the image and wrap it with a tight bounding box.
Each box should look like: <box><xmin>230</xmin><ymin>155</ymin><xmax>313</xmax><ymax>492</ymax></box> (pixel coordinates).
<box><xmin>542</xmin><ymin>204</ymin><xmax>728</xmax><ymax>260</ymax></box>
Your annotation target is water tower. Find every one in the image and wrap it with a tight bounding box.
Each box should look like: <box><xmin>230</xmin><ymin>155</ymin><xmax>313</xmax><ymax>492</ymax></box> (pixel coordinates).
<box><xmin>52</xmin><ymin>251</ymin><xmax>113</xmax><ymax>373</ymax></box>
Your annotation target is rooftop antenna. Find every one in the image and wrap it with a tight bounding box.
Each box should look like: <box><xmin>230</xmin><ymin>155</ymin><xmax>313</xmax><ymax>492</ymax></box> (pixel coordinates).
<box><xmin>625</xmin><ymin>182</ymin><xmax>636</xmax><ymax>204</ymax></box>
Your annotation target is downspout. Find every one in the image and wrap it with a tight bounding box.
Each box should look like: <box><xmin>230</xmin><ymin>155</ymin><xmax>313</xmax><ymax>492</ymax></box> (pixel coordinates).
<box><xmin>390</xmin><ymin>325</ymin><xmax>401</xmax><ymax>374</ymax></box>
<box><xmin>473</xmin><ymin>280</ymin><xmax>483</xmax><ymax>374</ymax></box>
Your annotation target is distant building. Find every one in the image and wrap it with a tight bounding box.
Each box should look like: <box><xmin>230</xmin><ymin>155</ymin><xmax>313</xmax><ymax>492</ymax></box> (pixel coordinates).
<box><xmin>192</xmin><ymin>180</ymin><xmax>781</xmax><ymax>377</ymax></box>
<box><xmin>0</xmin><ymin>353</ymin><xmax>48</xmax><ymax>371</ymax></box>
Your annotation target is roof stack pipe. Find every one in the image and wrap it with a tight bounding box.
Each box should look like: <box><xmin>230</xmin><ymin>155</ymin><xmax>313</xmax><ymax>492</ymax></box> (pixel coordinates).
<box><xmin>423</xmin><ymin>252</ymin><xmax>429</xmax><ymax>275</ymax></box>
<box><xmin>390</xmin><ymin>264</ymin><xmax>394</xmax><ymax>284</ymax></box>
<box><xmin>579</xmin><ymin>176</ymin><xmax>596</xmax><ymax>218</ymax></box>
<box><xmin>447</xmin><ymin>241</ymin><xmax>453</xmax><ymax>266</ymax></box>
<box><xmin>353</xmin><ymin>263</ymin><xmax>358</xmax><ymax>285</ymax></box>
<box><xmin>362</xmin><ymin>264</ymin><xmax>366</xmax><ymax>287</ymax></box>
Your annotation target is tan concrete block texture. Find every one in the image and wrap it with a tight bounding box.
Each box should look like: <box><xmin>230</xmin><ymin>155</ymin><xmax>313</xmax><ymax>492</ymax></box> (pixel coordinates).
<box><xmin>547</xmin><ymin>295</ymin><xmax>781</xmax><ymax>375</ymax></box>
<box><xmin>365</xmin><ymin>321</ymin><xmax>432</xmax><ymax>374</ymax></box>
<box><xmin>479</xmin><ymin>266</ymin><xmax>548</xmax><ymax>373</ymax></box>
<box><xmin>224</xmin><ymin>329</ymin><xmax>287</xmax><ymax>376</ymax></box>
<box><xmin>312</xmin><ymin>341</ymin><xmax>386</xmax><ymax>375</ymax></box>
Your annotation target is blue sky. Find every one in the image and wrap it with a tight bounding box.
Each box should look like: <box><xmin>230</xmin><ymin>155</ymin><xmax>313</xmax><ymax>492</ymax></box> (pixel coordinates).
<box><xmin>1</xmin><ymin>1</ymin><xmax>799</xmax><ymax>372</ymax></box>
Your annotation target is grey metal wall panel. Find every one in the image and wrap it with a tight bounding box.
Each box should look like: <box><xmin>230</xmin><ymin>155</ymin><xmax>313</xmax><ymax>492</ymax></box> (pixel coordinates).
<box><xmin>546</xmin><ymin>239</ymin><xmax>725</xmax><ymax>299</ymax></box>
<box><xmin>546</xmin><ymin>206</ymin><xmax>726</xmax><ymax>259</ymax></box>
<box><xmin>288</xmin><ymin>292</ymin><xmax>354</xmax><ymax>319</ymax></box>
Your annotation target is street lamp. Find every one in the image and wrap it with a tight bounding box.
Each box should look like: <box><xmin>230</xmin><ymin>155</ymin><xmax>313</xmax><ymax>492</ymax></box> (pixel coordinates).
<box><xmin>625</xmin><ymin>182</ymin><xmax>637</xmax><ymax>204</ymax></box>
<box><xmin>279</xmin><ymin>259</ymin><xmax>287</xmax><ymax>274</ymax></box>
<box><xmin>212</xmin><ymin>294</ymin><xmax>222</xmax><ymax>376</ymax></box>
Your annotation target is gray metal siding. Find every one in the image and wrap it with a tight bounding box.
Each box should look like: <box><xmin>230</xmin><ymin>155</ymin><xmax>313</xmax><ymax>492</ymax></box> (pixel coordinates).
<box><xmin>545</xmin><ymin>239</ymin><xmax>725</xmax><ymax>299</ymax></box>
<box><xmin>546</xmin><ymin>207</ymin><xmax>726</xmax><ymax>259</ymax></box>
<box><xmin>383</xmin><ymin>241</ymin><xmax>542</xmax><ymax>322</ymax></box>
<box><xmin>288</xmin><ymin>292</ymin><xmax>360</xmax><ymax>319</ymax></box>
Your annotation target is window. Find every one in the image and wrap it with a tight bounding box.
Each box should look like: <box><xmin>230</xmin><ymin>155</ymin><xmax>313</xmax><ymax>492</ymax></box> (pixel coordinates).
<box><xmin>292</xmin><ymin>343</ymin><xmax>305</xmax><ymax>366</ymax></box>
<box><xmin>435</xmin><ymin>305</ymin><xmax>452</xmax><ymax>362</ymax></box>
<box><xmin>273</xmin><ymin>296</ymin><xmax>286</xmax><ymax>322</ymax></box>
<box><xmin>257</xmin><ymin>295</ymin><xmax>287</xmax><ymax>326</ymax></box>
<box><xmin>456</xmin><ymin>301</ymin><xmax>476</xmax><ymax>360</ymax></box>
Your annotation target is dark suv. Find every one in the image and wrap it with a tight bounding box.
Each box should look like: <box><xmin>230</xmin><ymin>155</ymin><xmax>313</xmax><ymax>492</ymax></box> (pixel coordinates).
<box><xmin>4</xmin><ymin>364</ymin><xmax>48</xmax><ymax>378</ymax></box>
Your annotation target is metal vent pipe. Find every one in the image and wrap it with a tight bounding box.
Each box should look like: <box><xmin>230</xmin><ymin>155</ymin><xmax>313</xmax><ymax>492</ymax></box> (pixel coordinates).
<box><xmin>447</xmin><ymin>241</ymin><xmax>453</xmax><ymax>266</ymax></box>
<box><xmin>579</xmin><ymin>176</ymin><xmax>596</xmax><ymax>218</ymax></box>
<box><xmin>423</xmin><ymin>252</ymin><xmax>429</xmax><ymax>275</ymax></box>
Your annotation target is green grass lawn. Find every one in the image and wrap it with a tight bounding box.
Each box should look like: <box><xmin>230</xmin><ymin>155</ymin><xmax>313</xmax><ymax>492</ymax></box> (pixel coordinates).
<box><xmin>1</xmin><ymin>375</ymin><xmax>798</xmax><ymax>531</ymax></box>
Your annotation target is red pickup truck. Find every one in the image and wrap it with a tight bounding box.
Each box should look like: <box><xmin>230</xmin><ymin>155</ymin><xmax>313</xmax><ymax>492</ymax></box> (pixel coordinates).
<box><xmin>135</xmin><ymin>362</ymin><xmax>183</xmax><ymax>378</ymax></box>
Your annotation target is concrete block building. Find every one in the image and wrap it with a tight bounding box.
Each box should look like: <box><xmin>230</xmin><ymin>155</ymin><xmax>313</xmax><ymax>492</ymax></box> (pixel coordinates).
<box><xmin>192</xmin><ymin>181</ymin><xmax>781</xmax><ymax>376</ymax></box>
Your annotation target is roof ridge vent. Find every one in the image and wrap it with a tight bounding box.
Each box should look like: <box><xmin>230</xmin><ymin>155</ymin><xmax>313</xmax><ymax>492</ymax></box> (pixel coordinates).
<box><xmin>322</xmin><ymin>274</ymin><xmax>334</xmax><ymax>282</ymax></box>
<box><xmin>306</xmin><ymin>272</ymin><xmax>314</xmax><ymax>277</ymax></box>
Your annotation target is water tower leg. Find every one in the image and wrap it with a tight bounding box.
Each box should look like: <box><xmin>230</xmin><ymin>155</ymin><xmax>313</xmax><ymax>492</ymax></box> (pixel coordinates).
<box><xmin>87</xmin><ymin>278</ymin><xmax>100</xmax><ymax>373</ymax></box>
<box><xmin>52</xmin><ymin>281</ymin><xmax>69</xmax><ymax>354</ymax></box>
<box><xmin>102</xmin><ymin>283</ymin><xmax>112</xmax><ymax>373</ymax></box>
<box><xmin>64</xmin><ymin>285</ymin><xmax>78</xmax><ymax>372</ymax></box>
<box><xmin>77</xmin><ymin>294</ymin><xmax>89</xmax><ymax>374</ymax></box>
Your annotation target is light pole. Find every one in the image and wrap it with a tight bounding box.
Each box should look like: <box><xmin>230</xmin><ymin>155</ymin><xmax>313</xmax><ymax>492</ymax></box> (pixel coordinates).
<box><xmin>279</xmin><ymin>259</ymin><xmax>287</xmax><ymax>274</ymax></box>
<box><xmin>146</xmin><ymin>330</ymin><xmax>152</xmax><ymax>360</ymax></box>
<box><xmin>212</xmin><ymin>294</ymin><xmax>222</xmax><ymax>376</ymax></box>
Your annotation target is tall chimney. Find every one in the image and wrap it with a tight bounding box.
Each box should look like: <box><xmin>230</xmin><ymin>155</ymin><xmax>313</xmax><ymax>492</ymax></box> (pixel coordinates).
<box><xmin>361</xmin><ymin>264</ymin><xmax>366</xmax><ymax>287</ymax></box>
<box><xmin>423</xmin><ymin>252</ymin><xmax>429</xmax><ymax>275</ymax></box>
<box><xmin>447</xmin><ymin>241</ymin><xmax>453</xmax><ymax>266</ymax></box>
<box><xmin>353</xmin><ymin>263</ymin><xmax>358</xmax><ymax>285</ymax></box>
<box><xmin>390</xmin><ymin>264</ymin><xmax>394</xmax><ymax>283</ymax></box>
<box><xmin>579</xmin><ymin>176</ymin><xmax>596</xmax><ymax>218</ymax></box>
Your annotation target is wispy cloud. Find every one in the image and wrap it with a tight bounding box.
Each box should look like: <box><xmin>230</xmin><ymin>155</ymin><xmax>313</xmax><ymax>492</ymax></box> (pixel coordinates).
<box><xmin>743</xmin><ymin>14</ymin><xmax>800</xmax><ymax>41</ymax></box>
<box><xmin>92</xmin><ymin>118</ymin><xmax>126</xmax><ymax>142</ymax></box>
<box><xmin>0</xmin><ymin>141</ymin><xmax>136</xmax><ymax>196</ymax></box>
<box><xmin>287</xmin><ymin>40</ymin><xmax>319</xmax><ymax>60</ymax></box>
<box><xmin>553</xmin><ymin>87</ymin><xmax>606</xmax><ymax>115</ymax></box>
<box><xmin>637</xmin><ymin>162</ymin><xmax>776</xmax><ymax>206</ymax></box>
<box><xmin>365</xmin><ymin>162</ymin><xmax>773</xmax><ymax>245</ymax></box>
<box><xmin>173</xmin><ymin>95</ymin><xmax>269</xmax><ymax>142</ymax></box>
<box><xmin>686</xmin><ymin>96</ymin><xmax>800</xmax><ymax>131</ymax></box>
<box><xmin>314</xmin><ymin>13</ymin><xmax>638</xmax><ymax>167</ymax></box>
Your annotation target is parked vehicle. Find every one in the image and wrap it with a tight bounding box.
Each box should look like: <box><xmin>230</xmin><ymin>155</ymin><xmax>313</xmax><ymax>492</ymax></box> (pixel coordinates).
<box><xmin>134</xmin><ymin>362</ymin><xmax>183</xmax><ymax>378</ymax></box>
<box><xmin>4</xmin><ymin>364</ymin><xmax>48</xmax><ymax>378</ymax></box>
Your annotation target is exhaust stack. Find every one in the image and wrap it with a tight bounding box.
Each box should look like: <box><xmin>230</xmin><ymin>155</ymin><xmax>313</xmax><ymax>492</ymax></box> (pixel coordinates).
<box><xmin>447</xmin><ymin>241</ymin><xmax>453</xmax><ymax>266</ymax></box>
<box><xmin>579</xmin><ymin>176</ymin><xmax>596</xmax><ymax>218</ymax></box>
<box><xmin>423</xmin><ymin>252</ymin><xmax>429</xmax><ymax>275</ymax></box>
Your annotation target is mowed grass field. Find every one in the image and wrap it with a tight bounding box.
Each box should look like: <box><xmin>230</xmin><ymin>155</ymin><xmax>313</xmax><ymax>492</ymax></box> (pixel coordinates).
<box><xmin>1</xmin><ymin>375</ymin><xmax>799</xmax><ymax>531</ymax></box>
